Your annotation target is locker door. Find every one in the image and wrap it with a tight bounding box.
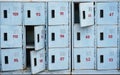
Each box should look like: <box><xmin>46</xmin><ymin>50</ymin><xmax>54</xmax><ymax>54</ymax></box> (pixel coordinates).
<box><xmin>79</xmin><ymin>3</ymin><xmax>94</xmax><ymax>27</ymax></box>
<box><xmin>30</xmin><ymin>49</ymin><xmax>45</xmax><ymax>74</ymax></box>
<box><xmin>34</xmin><ymin>26</ymin><xmax>45</xmax><ymax>50</ymax></box>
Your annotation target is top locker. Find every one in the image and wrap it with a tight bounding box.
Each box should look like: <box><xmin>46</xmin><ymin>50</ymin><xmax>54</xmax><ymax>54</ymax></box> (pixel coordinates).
<box><xmin>23</xmin><ymin>3</ymin><xmax>46</xmax><ymax>25</ymax></box>
<box><xmin>0</xmin><ymin>3</ymin><xmax>22</xmax><ymax>25</ymax></box>
<box><xmin>96</xmin><ymin>2</ymin><xmax>118</xmax><ymax>25</ymax></box>
<box><xmin>48</xmin><ymin>2</ymin><xmax>69</xmax><ymax>25</ymax></box>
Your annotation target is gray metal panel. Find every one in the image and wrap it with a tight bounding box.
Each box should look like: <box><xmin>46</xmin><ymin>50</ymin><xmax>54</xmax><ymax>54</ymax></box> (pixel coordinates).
<box><xmin>48</xmin><ymin>48</ymin><xmax>69</xmax><ymax>70</ymax></box>
<box><xmin>1</xmin><ymin>48</ymin><xmax>23</xmax><ymax>71</ymax></box>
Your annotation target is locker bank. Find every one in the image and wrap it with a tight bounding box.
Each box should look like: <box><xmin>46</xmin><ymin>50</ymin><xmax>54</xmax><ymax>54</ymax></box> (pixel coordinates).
<box><xmin>0</xmin><ymin>0</ymin><xmax>120</xmax><ymax>74</ymax></box>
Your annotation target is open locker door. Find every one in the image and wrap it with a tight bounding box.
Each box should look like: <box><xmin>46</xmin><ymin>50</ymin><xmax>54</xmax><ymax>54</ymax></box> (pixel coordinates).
<box><xmin>34</xmin><ymin>26</ymin><xmax>45</xmax><ymax>50</ymax></box>
<box><xmin>79</xmin><ymin>3</ymin><xmax>94</xmax><ymax>27</ymax></box>
<box><xmin>30</xmin><ymin>49</ymin><xmax>45</xmax><ymax>74</ymax></box>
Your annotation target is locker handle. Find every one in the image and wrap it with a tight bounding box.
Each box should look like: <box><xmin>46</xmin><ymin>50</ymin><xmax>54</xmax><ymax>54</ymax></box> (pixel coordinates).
<box><xmin>100</xmin><ymin>32</ymin><xmax>104</xmax><ymax>41</ymax></box>
<box><xmin>51</xmin><ymin>33</ymin><xmax>55</xmax><ymax>41</ymax></box>
<box><xmin>100</xmin><ymin>55</ymin><xmax>104</xmax><ymax>63</ymax></box>
<box><xmin>4</xmin><ymin>10</ymin><xmax>7</xmax><ymax>18</ymax></box>
<box><xmin>77</xmin><ymin>32</ymin><xmax>81</xmax><ymax>40</ymax></box>
<box><xmin>83</xmin><ymin>11</ymin><xmax>86</xmax><ymax>19</ymax></box>
<box><xmin>100</xmin><ymin>10</ymin><xmax>104</xmax><ymax>18</ymax></box>
<box><xmin>27</xmin><ymin>10</ymin><xmax>31</xmax><ymax>18</ymax></box>
<box><xmin>4</xmin><ymin>33</ymin><xmax>8</xmax><ymax>41</ymax></box>
<box><xmin>77</xmin><ymin>55</ymin><xmax>81</xmax><ymax>63</ymax></box>
<box><xmin>5</xmin><ymin>56</ymin><xmax>9</xmax><ymax>64</ymax></box>
<box><xmin>37</xmin><ymin>34</ymin><xmax>40</xmax><ymax>43</ymax></box>
<box><xmin>34</xmin><ymin>58</ymin><xmax>37</xmax><ymax>66</ymax></box>
<box><xmin>51</xmin><ymin>10</ymin><xmax>55</xmax><ymax>18</ymax></box>
<box><xmin>51</xmin><ymin>55</ymin><xmax>55</xmax><ymax>63</ymax></box>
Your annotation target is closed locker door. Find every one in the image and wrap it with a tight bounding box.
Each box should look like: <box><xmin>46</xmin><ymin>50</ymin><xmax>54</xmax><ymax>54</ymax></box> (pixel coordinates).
<box><xmin>97</xmin><ymin>48</ymin><xmax>117</xmax><ymax>69</ymax></box>
<box><xmin>97</xmin><ymin>26</ymin><xmax>117</xmax><ymax>47</ymax></box>
<box><xmin>24</xmin><ymin>3</ymin><xmax>45</xmax><ymax>25</ymax></box>
<box><xmin>1</xmin><ymin>2</ymin><xmax>22</xmax><ymax>25</ymax></box>
<box><xmin>48</xmin><ymin>2</ymin><xmax>69</xmax><ymax>25</ymax></box>
<box><xmin>74</xmin><ymin>25</ymin><xmax>94</xmax><ymax>47</ymax></box>
<box><xmin>96</xmin><ymin>2</ymin><xmax>118</xmax><ymax>25</ymax></box>
<box><xmin>34</xmin><ymin>26</ymin><xmax>45</xmax><ymax>50</ymax></box>
<box><xmin>1</xmin><ymin>48</ymin><xmax>23</xmax><ymax>71</ymax></box>
<box><xmin>48</xmin><ymin>48</ymin><xmax>69</xmax><ymax>70</ymax></box>
<box><xmin>73</xmin><ymin>48</ymin><xmax>95</xmax><ymax>69</ymax></box>
<box><xmin>48</xmin><ymin>26</ymin><xmax>69</xmax><ymax>48</ymax></box>
<box><xmin>30</xmin><ymin>49</ymin><xmax>45</xmax><ymax>74</ymax></box>
<box><xmin>79</xmin><ymin>3</ymin><xmax>94</xmax><ymax>27</ymax></box>
<box><xmin>1</xmin><ymin>26</ymin><xmax>22</xmax><ymax>48</ymax></box>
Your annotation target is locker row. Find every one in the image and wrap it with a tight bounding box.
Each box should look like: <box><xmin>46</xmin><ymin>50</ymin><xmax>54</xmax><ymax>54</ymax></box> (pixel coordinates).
<box><xmin>0</xmin><ymin>2</ymin><xmax>120</xmax><ymax>25</ymax></box>
<box><xmin>0</xmin><ymin>25</ymin><xmax>118</xmax><ymax>48</ymax></box>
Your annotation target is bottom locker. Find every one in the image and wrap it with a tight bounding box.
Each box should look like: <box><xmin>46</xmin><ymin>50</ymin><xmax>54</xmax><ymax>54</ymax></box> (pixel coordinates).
<box><xmin>30</xmin><ymin>49</ymin><xmax>45</xmax><ymax>74</ymax></box>
<box><xmin>73</xmin><ymin>48</ymin><xmax>95</xmax><ymax>70</ymax></box>
<box><xmin>97</xmin><ymin>48</ymin><xmax>117</xmax><ymax>70</ymax></box>
<box><xmin>1</xmin><ymin>48</ymin><xmax>23</xmax><ymax>71</ymax></box>
<box><xmin>48</xmin><ymin>48</ymin><xmax>69</xmax><ymax>70</ymax></box>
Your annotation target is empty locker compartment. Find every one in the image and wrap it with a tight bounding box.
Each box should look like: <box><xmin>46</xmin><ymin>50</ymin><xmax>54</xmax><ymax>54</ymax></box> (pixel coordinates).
<box><xmin>48</xmin><ymin>48</ymin><xmax>69</xmax><ymax>70</ymax></box>
<box><xmin>73</xmin><ymin>25</ymin><xmax>94</xmax><ymax>47</ymax></box>
<box><xmin>48</xmin><ymin>2</ymin><xmax>69</xmax><ymax>25</ymax></box>
<box><xmin>1</xmin><ymin>25</ymin><xmax>22</xmax><ymax>48</ymax></box>
<box><xmin>23</xmin><ymin>3</ymin><xmax>46</xmax><ymax>25</ymax></box>
<box><xmin>96</xmin><ymin>2</ymin><xmax>118</xmax><ymax>25</ymax></box>
<box><xmin>97</xmin><ymin>26</ymin><xmax>117</xmax><ymax>47</ymax></box>
<box><xmin>73</xmin><ymin>48</ymin><xmax>95</xmax><ymax>70</ymax></box>
<box><xmin>1</xmin><ymin>48</ymin><xmax>23</xmax><ymax>71</ymax></box>
<box><xmin>1</xmin><ymin>2</ymin><xmax>22</xmax><ymax>25</ymax></box>
<box><xmin>24</xmin><ymin>26</ymin><xmax>45</xmax><ymax>74</ymax></box>
<box><xmin>97</xmin><ymin>48</ymin><xmax>117</xmax><ymax>70</ymax></box>
<box><xmin>48</xmin><ymin>25</ymin><xmax>69</xmax><ymax>48</ymax></box>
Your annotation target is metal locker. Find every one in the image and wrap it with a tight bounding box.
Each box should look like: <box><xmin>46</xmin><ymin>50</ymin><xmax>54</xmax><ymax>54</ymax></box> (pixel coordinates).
<box><xmin>97</xmin><ymin>26</ymin><xmax>117</xmax><ymax>47</ymax></box>
<box><xmin>48</xmin><ymin>25</ymin><xmax>69</xmax><ymax>48</ymax></box>
<box><xmin>1</xmin><ymin>48</ymin><xmax>23</xmax><ymax>71</ymax></box>
<box><xmin>1</xmin><ymin>25</ymin><xmax>22</xmax><ymax>48</ymax></box>
<box><xmin>79</xmin><ymin>3</ymin><xmax>94</xmax><ymax>27</ymax></box>
<box><xmin>48</xmin><ymin>2</ymin><xmax>69</xmax><ymax>25</ymax></box>
<box><xmin>96</xmin><ymin>2</ymin><xmax>118</xmax><ymax>25</ymax></box>
<box><xmin>1</xmin><ymin>2</ymin><xmax>22</xmax><ymax>25</ymax></box>
<box><xmin>30</xmin><ymin>49</ymin><xmax>45</xmax><ymax>74</ymax></box>
<box><xmin>24</xmin><ymin>3</ymin><xmax>45</xmax><ymax>25</ymax></box>
<box><xmin>74</xmin><ymin>25</ymin><xmax>94</xmax><ymax>47</ymax></box>
<box><xmin>97</xmin><ymin>48</ymin><xmax>117</xmax><ymax>69</ymax></box>
<box><xmin>73</xmin><ymin>48</ymin><xmax>95</xmax><ymax>69</ymax></box>
<box><xmin>48</xmin><ymin>48</ymin><xmax>69</xmax><ymax>70</ymax></box>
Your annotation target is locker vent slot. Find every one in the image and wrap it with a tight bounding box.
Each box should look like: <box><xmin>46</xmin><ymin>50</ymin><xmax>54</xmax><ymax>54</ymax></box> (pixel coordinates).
<box><xmin>77</xmin><ymin>32</ymin><xmax>81</xmax><ymax>40</ymax></box>
<box><xmin>51</xmin><ymin>55</ymin><xmax>55</xmax><ymax>63</ymax></box>
<box><xmin>51</xmin><ymin>33</ymin><xmax>55</xmax><ymax>41</ymax></box>
<box><xmin>4</xmin><ymin>33</ymin><xmax>8</xmax><ymax>41</ymax></box>
<box><xmin>37</xmin><ymin>34</ymin><xmax>40</xmax><ymax>43</ymax></box>
<box><xmin>100</xmin><ymin>32</ymin><xmax>104</xmax><ymax>41</ymax></box>
<box><xmin>27</xmin><ymin>10</ymin><xmax>31</xmax><ymax>18</ymax></box>
<box><xmin>34</xmin><ymin>58</ymin><xmax>37</xmax><ymax>66</ymax></box>
<box><xmin>83</xmin><ymin>11</ymin><xmax>86</xmax><ymax>19</ymax></box>
<box><xmin>4</xmin><ymin>10</ymin><xmax>7</xmax><ymax>18</ymax></box>
<box><xmin>5</xmin><ymin>56</ymin><xmax>9</xmax><ymax>64</ymax></box>
<box><xmin>51</xmin><ymin>10</ymin><xmax>55</xmax><ymax>18</ymax></box>
<box><xmin>77</xmin><ymin>55</ymin><xmax>81</xmax><ymax>63</ymax></box>
<box><xmin>100</xmin><ymin>55</ymin><xmax>104</xmax><ymax>63</ymax></box>
<box><xmin>100</xmin><ymin>10</ymin><xmax>104</xmax><ymax>18</ymax></box>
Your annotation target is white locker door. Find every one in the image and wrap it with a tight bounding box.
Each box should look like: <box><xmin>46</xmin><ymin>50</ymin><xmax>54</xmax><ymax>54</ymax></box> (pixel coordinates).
<box><xmin>24</xmin><ymin>3</ymin><xmax>45</xmax><ymax>25</ymax></box>
<box><xmin>97</xmin><ymin>48</ymin><xmax>117</xmax><ymax>69</ymax></box>
<box><xmin>48</xmin><ymin>2</ymin><xmax>69</xmax><ymax>25</ymax></box>
<box><xmin>34</xmin><ymin>26</ymin><xmax>45</xmax><ymax>50</ymax></box>
<box><xmin>1</xmin><ymin>3</ymin><xmax>22</xmax><ymax>25</ymax></box>
<box><xmin>79</xmin><ymin>3</ymin><xmax>94</xmax><ymax>27</ymax></box>
<box><xmin>96</xmin><ymin>2</ymin><xmax>118</xmax><ymax>25</ymax></box>
<box><xmin>30</xmin><ymin>49</ymin><xmax>45</xmax><ymax>74</ymax></box>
